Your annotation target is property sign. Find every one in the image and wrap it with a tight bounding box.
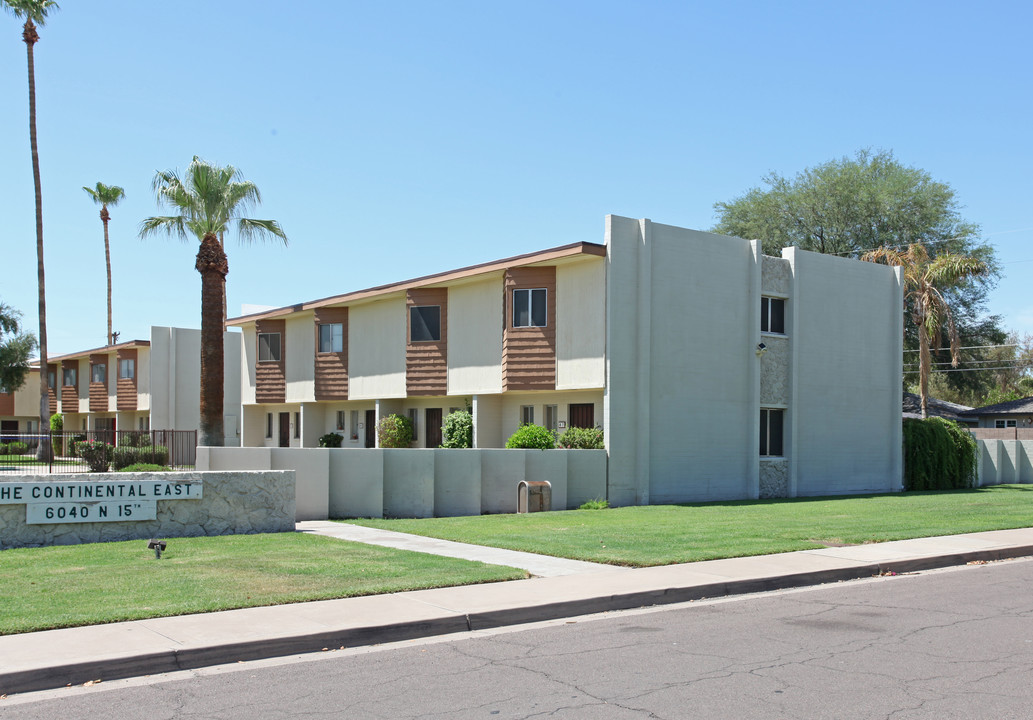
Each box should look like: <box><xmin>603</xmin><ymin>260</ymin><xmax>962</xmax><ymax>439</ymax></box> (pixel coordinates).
<box><xmin>26</xmin><ymin>501</ymin><xmax>157</xmax><ymax>524</ymax></box>
<box><xmin>0</xmin><ymin>480</ymin><xmax>200</xmax><ymax>525</ymax></box>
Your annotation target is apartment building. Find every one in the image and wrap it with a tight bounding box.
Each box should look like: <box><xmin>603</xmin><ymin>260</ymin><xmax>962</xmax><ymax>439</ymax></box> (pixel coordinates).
<box><xmin>231</xmin><ymin>215</ymin><xmax>904</xmax><ymax>503</ymax></box>
<box><xmin>1</xmin><ymin>327</ymin><xmax>242</xmax><ymax>446</ymax></box>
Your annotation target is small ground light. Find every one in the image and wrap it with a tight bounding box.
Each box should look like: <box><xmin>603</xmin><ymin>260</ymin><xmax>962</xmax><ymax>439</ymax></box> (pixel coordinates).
<box><xmin>147</xmin><ymin>540</ymin><xmax>167</xmax><ymax>559</ymax></box>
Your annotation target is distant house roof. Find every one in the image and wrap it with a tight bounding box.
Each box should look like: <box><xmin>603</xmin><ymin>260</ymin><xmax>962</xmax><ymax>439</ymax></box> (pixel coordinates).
<box><xmin>959</xmin><ymin>396</ymin><xmax>1033</xmax><ymax>418</ymax></box>
<box><xmin>902</xmin><ymin>393</ymin><xmax>975</xmax><ymax>424</ymax></box>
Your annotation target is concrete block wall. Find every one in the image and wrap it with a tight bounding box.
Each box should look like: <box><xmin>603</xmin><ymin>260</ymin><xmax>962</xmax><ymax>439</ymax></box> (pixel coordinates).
<box><xmin>977</xmin><ymin>440</ymin><xmax>1033</xmax><ymax>486</ymax></box>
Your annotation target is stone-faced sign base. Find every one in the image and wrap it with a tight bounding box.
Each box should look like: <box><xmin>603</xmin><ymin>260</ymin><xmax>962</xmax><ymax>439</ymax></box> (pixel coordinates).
<box><xmin>0</xmin><ymin>470</ymin><xmax>295</xmax><ymax>549</ymax></box>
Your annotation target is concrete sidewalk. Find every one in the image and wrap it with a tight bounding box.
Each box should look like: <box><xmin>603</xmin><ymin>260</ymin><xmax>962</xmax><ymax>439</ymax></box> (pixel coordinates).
<box><xmin>2</xmin><ymin>527</ymin><xmax>1032</xmax><ymax>696</ymax></box>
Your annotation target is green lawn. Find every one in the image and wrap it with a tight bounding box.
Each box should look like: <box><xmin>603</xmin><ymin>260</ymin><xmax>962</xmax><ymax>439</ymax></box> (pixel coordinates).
<box><xmin>347</xmin><ymin>485</ymin><xmax>1033</xmax><ymax>567</ymax></box>
<box><xmin>0</xmin><ymin>533</ymin><xmax>525</xmax><ymax>635</ymax></box>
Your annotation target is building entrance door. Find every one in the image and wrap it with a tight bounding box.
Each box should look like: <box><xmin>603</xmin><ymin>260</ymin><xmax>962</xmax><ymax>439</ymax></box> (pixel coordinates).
<box><xmin>278</xmin><ymin>412</ymin><xmax>290</xmax><ymax>447</ymax></box>
<box><xmin>365</xmin><ymin>409</ymin><xmax>376</xmax><ymax>448</ymax></box>
<box><xmin>425</xmin><ymin>408</ymin><xmax>442</xmax><ymax>448</ymax></box>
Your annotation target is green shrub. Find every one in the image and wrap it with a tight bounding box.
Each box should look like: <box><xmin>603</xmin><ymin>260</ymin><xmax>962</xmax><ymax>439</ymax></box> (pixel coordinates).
<box><xmin>902</xmin><ymin>417</ymin><xmax>978</xmax><ymax>491</ymax></box>
<box><xmin>50</xmin><ymin>413</ymin><xmax>64</xmax><ymax>455</ymax></box>
<box><xmin>0</xmin><ymin>442</ymin><xmax>7</xmax><ymax>455</ymax></box>
<box><xmin>377</xmin><ymin>414</ymin><xmax>413</xmax><ymax>448</ymax></box>
<box><xmin>77</xmin><ymin>440</ymin><xmax>112</xmax><ymax>472</ymax></box>
<box><xmin>69</xmin><ymin>433</ymin><xmax>87</xmax><ymax>457</ymax></box>
<box><xmin>111</xmin><ymin>445</ymin><xmax>170</xmax><ymax>471</ymax></box>
<box><xmin>441</xmin><ymin>410</ymin><xmax>473</xmax><ymax>448</ymax></box>
<box><xmin>122</xmin><ymin>431</ymin><xmax>150</xmax><ymax>448</ymax></box>
<box><xmin>558</xmin><ymin>426</ymin><xmax>604</xmax><ymax>449</ymax></box>
<box><xmin>117</xmin><ymin>463</ymin><xmax>172</xmax><ymax>472</ymax></box>
<box><xmin>578</xmin><ymin>498</ymin><xmax>610</xmax><ymax>510</ymax></box>
<box><xmin>505</xmin><ymin>424</ymin><xmax>556</xmax><ymax>450</ymax></box>
<box><xmin>319</xmin><ymin>432</ymin><xmax>344</xmax><ymax>448</ymax></box>
<box><xmin>5</xmin><ymin>441</ymin><xmax>29</xmax><ymax>455</ymax></box>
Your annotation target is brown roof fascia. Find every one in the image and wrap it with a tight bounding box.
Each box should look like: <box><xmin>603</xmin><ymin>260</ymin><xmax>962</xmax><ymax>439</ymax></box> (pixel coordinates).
<box><xmin>228</xmin><ymin>241</ymin><xmax>607</xmax><ymax>327</ymax></box>
<box><xmin>32</xmin><ymin>340</ymin><xmax>151</xmax><ymax>367</ymax></box>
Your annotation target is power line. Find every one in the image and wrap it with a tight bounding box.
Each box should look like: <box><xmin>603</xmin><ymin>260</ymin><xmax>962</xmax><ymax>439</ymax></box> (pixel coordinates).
<box><xmin>904</xmin><ymin>365</ymin><xmax>1032</xmax><ymax>374</ymax></box>
<box><xmin>904</xmin><ymin>343</ymin><xmax>1017</xmax><ymax>353</ymax></box>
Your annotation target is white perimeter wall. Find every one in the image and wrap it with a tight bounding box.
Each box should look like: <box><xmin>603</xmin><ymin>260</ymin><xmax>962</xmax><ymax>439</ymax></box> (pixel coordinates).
<box><xmin>978</xmin><ymin>440</ymin><xmax>1033</xmax><ymax>485</ymax></box>
<box><xmin>788</xmin><ymin>249</ymin><xmax>903</xmax><ymax>495</ymax></box>
<box><xmin>198</xmin><ymin>446</ymin><xmax>607</xmax><ymax>519</ymax></box>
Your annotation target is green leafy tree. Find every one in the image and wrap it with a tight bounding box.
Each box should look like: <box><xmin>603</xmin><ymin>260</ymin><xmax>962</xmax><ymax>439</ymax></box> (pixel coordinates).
<box><xmin>0</xmin><ymin>302</ymin><xmax>37</xmax><ymax>393</ymax></box>
<box><xmin>3</xmin><ymin>0</ymin><xmax>58</xmax><ymax>460</ymax></box>
<box><xmin>863</xmin><ymin>244</ymin><xmax>987</xmax><ymax>418</ymax></box>
<box><xmin>377</xmin><ymin>414</ymin><xmax>413</xmax><ymax>448</ymax></box>
<box><xmin>140</xmin><ymin>157</ymin><xmax>287</xmax><ymax>447</ymax></box>
<box><xmin>83</xmin><ymin>182</ymin><xmax>126</xmax><ymax>345</ymax></box>
<box><xmin>441</xmin><ymin>409</ymin><xmax>473</xmax><ymax>448</ymax></box>
<box><xmin>713</xmin><ymin>149</ymin><xmax>1002</xmax><ymax>398</ymax></box>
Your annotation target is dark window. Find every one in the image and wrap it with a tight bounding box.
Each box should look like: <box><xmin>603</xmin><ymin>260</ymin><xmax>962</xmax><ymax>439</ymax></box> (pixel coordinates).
<box><xmin>294</xmin><ymin>411</ymin><xmax>300</xmax><ymax>439</ymax></box>
<box><xmin>760</xmin><ymin>408</ymin><xmax>784</xmax><ymax>457</ymax></box>
<box><xmin>258</xmin><ymin>333</ymin><xmax>281</xmax><ymax>362</ymax></box>
<box><xmin>569</xmin><ymin>403</ymin><xmax>595</xmax><ymax>429</ymax></box>
<box><xmin>91</xmin><ymin>364</ymin><xmax>106</xmax><ymax>384</ymax></box>
<box><xmin>266</xmin><ymin>413</ymin><xmax>273</xmax><ymax>438</ymax></box>
<box><xmin>520</xmin><ymin>405</ymin><xmax>534</xmax><ymax>426</ymax></box>
<box><xmin>513</xmin><ymin>288</ymin><xmax>547</xmax><ymax>328</ymax></box>
<box><xmin>47</xmin><ymin>371</ymin><xmax>56</xmax><ymax>389</ymax></box>
<box><xmin>410</xmin><ymin>306</ymin><xmax>441</xmax><ymax>342</ymax></box>
<box><xmin>761</xmin><ymin>297</ymin><xmax>786</xmax><ymax>334</ymax></box>
<box><xmin>62</xmin><ymin>368</ymin><xmax>77</xmax><ymax>387</ymax></box>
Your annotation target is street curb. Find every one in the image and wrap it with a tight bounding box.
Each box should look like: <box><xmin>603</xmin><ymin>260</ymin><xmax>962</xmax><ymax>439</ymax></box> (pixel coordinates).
<box><xmin>3</xmin><ymin>544</ymin><xmax>1031</xmax><ymax>695</ymax></box>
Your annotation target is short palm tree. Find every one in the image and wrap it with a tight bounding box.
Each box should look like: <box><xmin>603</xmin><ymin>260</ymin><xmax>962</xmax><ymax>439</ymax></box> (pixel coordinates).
<box><xmin>140</xmin><ymin>157</ymin><xmax>287</xmax><ymax>447</ymax></box>
<box><xmin>3</xmin><ymin>0</ymin><xmax>58</xmax><ymax>459</ymax></box>
<box><xmin>862</xmin><ymin>243</ymin><xmax>987</xmax><ymax>418</ymax></box>
<box><xmin>83</xmin><ymin>182</ymin><xmax>125</xmax><ymax>346</ymax></box>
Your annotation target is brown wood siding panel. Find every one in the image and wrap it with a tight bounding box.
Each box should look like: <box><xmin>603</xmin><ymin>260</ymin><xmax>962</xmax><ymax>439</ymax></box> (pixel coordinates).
<box><xmin>47</xmin><ymin>364</ymin><xmax>57</xmax><ymax>414</ymax></box>
<box><xmin>256</xmin><ymin>319</ymin><xmax>286</xmax><ymax>403</ymax></box>
<box><xmin>406</xmin><ymin>288</ymin><xmax>448</xmax><ymax>396</ymax></box>
<box><xmin>0</xmin><ymin>392</ymin><xmax>13</xmax><ymax>416</ymax></box>
<box><xmin>314</xmin><ymin>307</ymin><xmax>348</xmax><ymax>401</ymax></box>
<box><xmin>60</xmin><ymin>360</ymin><xmax>79</xmax><ymax>413</ymax></box>
<box><xmin>116</xmin><ymin>348</ymin><xmax>138</xmax><ymax>411</ymax></box>
<box><xmin>502</xmin><ymin>267</ymin><xmax>556</xmax><ymax>391</ymax></box>
<box><xmin>89</xmin><ymin>353</ymin><xmax>108</xmax><ymax>412</ymax></box>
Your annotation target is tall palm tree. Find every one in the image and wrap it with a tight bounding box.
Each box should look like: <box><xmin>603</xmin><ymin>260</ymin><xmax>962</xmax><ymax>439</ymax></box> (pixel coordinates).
<box><xmin>140</xmin><ymin>157</ymin><xmax>287</xmax><ymax>447</ymax></box>
<box><xmin>83</xmin><ymin>182</ymin><xmax>125</xmax><ymax>346</ymax></box>
<box><xmin>863</xmin><ymin>243</ymin><xmax>987</xmax><ymax>418</ymax></box>
<box><xmin>3</xmin><ymin>0</ymin><xmax>58</xmax><ymax>459</ymax></box>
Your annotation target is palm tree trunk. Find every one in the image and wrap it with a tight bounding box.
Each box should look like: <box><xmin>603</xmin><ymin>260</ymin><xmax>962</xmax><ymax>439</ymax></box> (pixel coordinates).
<box><xmin>919</xmin><ymin>323</ymin><xmax>931</xmax><ymax>419</ymax></box>
<box><xmin>102</xmin><ymin>209</ymin><xmax>112</xmax><ymax>344</ymax></box>
<box><xmin>196</xmin><ymin>233</ymin><xmax>229</xmax><ymax>447</ymax></box>
<box><xmin>24</xmin><ymin>19</ymin><xmax>51</xmax><ymax>461</ymax></box>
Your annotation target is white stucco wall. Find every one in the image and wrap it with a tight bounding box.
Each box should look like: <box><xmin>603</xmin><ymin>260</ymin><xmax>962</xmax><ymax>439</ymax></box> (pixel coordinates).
<box><xmin>498</xmin><ymin>390</ymin><xmax>604</xmax><ymax>445</ymax></box>
<box><xmin>447</xmin><ymin>276</ymin><xmax>504</xmax><ymax>395</ymax></box>
<box><xmin>786</xmin><ymin>247</ymin><xmax>903</xmax><ymax>495</ymax></box>
<box><xmin>349</xmin><ymin>298</ymin><xmax>406</xmax><ymax>399</ymax></box>
<box><xmin>285</xmin><ymin>313</ymin><xmax>315</xmax><ymax>402</ymax></box>
<box><xmin>241</xmin><ymin>326</ymin><xmax>257</xmax><ymax>405</ymax></box>
<box><xmin>556</xmin><ymin>258</ymin><xmax>605</xmax><ymax>390</ymax></box>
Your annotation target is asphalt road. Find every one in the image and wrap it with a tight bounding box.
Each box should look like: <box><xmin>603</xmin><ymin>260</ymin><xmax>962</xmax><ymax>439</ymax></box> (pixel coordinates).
<box><xmin>5</xmin><ymin>558</ymin><xmax>1033</xmax><ymax>719</ymax></box>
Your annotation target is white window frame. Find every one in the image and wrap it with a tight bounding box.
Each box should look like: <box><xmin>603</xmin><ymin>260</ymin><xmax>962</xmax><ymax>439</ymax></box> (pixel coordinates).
<box><xmin>258</xmin><ymin>332</ymin><xmax>282</xmax><ymax>362</ymax></box>
<box><xmin>761</xmin><ymin>296</ymin><xmax>786</xmax><ymax>335</ymax></box>
<box><xmin>318</xmin><ymin>323</ymin><xmax>344</xmax><ymax>354</ymax></box>
<box><xmin>512</xmin><ymin>288</ymin><xmax>548</xmax><ymax>328</ymax></box>
<box><xmin>350</xmin><ymin>410</ymin><xmax>359</xmax><ymax>441</ymax></box>
<box><xmin>995</xmin><ymin>419</ymin><xmax>1017</xmax><ymax>428</ymax></box>
<box><xmin>407</xmin><ymin>408</ymin><xmax>419</xmax><ymax>444</ymax></box>
<box><xmin>544</xmin><ymin>405</ymin><xmax>558</xmax><ymax>433</ymax></box>
<box><xmin>91</xmin><ymin>363</ymin><xmax>106</xmax><ymax>384</ymax></box>
<box><xmin>520</xmin><ymin>405</ymin><xmax>535</xmax><ymax>426</ymax></box>
<box><xmin>118</xmin><ymin>358</ymin><xmax>135</xmax><ymax>380</ymax></box>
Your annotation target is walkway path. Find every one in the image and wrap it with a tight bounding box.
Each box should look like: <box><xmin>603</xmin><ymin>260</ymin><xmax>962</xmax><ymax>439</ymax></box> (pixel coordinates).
<box><xmin>297</xmin><ymin>520</ymin><xmax>627</xmax><ymax>577</ymax></box>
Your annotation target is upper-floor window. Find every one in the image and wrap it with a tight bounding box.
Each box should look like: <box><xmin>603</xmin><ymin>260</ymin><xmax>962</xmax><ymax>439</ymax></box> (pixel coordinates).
<box><xmin>995</xmin><ymin>420</ymin><xmax>1017</xmax><ymax>428</ymax></box>
<box><xmin>258</xmin><ymin>332</ymin><xmax>281</xmax><ymax>362</ymax></box>
<box><xmin>62</xmin><ymin>367</ymin><xmax>77</xmax><ymax>387</ymax></box>
<box><xmin>119</xmin><ymin>358</ymin><xmax>135</xmax><ymax>379</ymax></box>
<box><xmin>513</xmin><ymin>288</ymin><xmax>547</xmax><ymax>328</ymax></box>
<box><xmin>760</xmin><ymin>408</ymin><xmax>784</xmax><ymax>457</ymax></box>
<box><xmin>410</xmin><ymin>306</ymin><xmax>441</xmax><ymax>342</ymax></box>
<box><xmin>47</xmin><ymin>370</ymin><xmax>56</xmax><ymax>389</ymax></box>
<box><xmin>761</xmin><ymin>297</ymin><xmax>786</xmax><ymax>334</ymax></box>
<box><xmin>91</xmin><ymin>364</ymin><xmax>106</xmax><ymax>384</ymax></box>
<box><xmin>318</xmin><ymin>323</ymin><xmax>344</xmax><ymax>353</ymax></box>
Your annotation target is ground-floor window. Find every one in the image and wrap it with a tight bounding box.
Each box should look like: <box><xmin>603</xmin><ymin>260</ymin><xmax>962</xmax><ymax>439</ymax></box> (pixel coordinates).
<box><xmin>266</xmin><ymin>413</ymin><xmax>273</xmax><ymax>439</ymax></box>
<box><xmin>995</xmin><ymin>420</ymin><xmax>1017</xmax><ymax>428</ymax></box>
<box><xmin>294</xmin><ymin>411</ymin><xmax>300</xmax><ymax>439</ymax></box>
<box><xmin>520</xmin><ymin>405</ymin><xmax>534</xmax><ymax>426</ymax></box>
<box><xmin>544</xmin><ymin>405</ymin><xmax>558</xmax><ymax>433</ymax></box>
<box><xmin>760</xmin><ymin>408</ymin><xmax>784</xmax><ymax>457</ymax></box>
<box><xmin>350</xmin><ymin>410</ymin><xmax>359</xmax><ymax>440</ymax></box>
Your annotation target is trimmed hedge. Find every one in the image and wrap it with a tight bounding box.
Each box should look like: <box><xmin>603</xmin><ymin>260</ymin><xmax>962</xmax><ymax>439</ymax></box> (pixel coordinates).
<box><xmin>377</xmin><ymin>414</ymin><xmax>413</xmax><ymax>448</ymax></box>
<box><xmin>902</xmin><ymin>417</ymin><xmax>978</xmax><ymax>491</ymax></box>
<box><xmin>558</xmin><ymin>426</ymin><xmax>604</xmax><ymax>449</ymax></box>
<box><xmin>318</xmin><ymin>432</ymin><xmax>344</xmax><ymax>448</ymax></box>
<box><xmin>111</xmin><ymin>445</ymin><xmax>170</xmax><ymax>471</ymax></box>
<box><xmin>441</xmin><ymin>410</ymin><xmax>473</xmax><ymax>448</ymax></box>
<box><xmin>505</xmin><ymin>424</ymin><xmax>556</xmax><ymax>450</ymax></box>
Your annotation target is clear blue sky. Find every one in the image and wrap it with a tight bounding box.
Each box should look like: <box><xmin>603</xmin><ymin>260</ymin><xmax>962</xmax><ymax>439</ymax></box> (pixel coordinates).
<box><xmin>2</xmin><ymin>1</ymin><xmax>1031</xmax><ymax>355</ymax></box>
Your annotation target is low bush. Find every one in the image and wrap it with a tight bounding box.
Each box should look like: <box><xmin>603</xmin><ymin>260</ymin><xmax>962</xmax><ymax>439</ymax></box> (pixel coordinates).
<box><xmin>117</xmin><ymin>463</ymin><xmax>172</xmax><ymax>472</ymax></box>
<box><xmin>902</xmin><ymin>417</ymin><xmax>978</xmax><ymax>491</ymax></box>
<box><xmin>112</xmin><ymin>445</ymin><xmax>170</xmax><ymax>471</ymax></box>
<box><xmin>377</xmin><ymin>414</ymin><xmax>414</xmax><ymax>448</ymax></box>
<box><xmin>578</xmin><ymin>498</ymin><xmax>610</xmax><ymax>510</ymax></box>
<box><xmin>77</xmin><ymin>440</ymin><xmax>112</xmax><ymax>472</ymax></box>
<box><xmin>0</xmin><ymin>443</ymin><xmax>7</xmax><ymax>455</ymax></box>
<box><xmin>319</xmin><ymin>432</ymin><xmax>344</xmax><ymax>448</ymax></box>
<box><xmin>121</xmin><ymin>431</ymin><xmax>150</xmax><ymax>448</ymax></box>
<box><xmin>69</xmin><ymin>433</ymin><xmax>87</xmax><ymax>457</ymax></box>
<box><xmin>505</xmin><ymin>424</ymin><xmax>556</xmax><ymax>450</ymax></box>
<box><xmin>558</xmin><ymin>426</ymin><xmax>604</xmax><ymax>449</ymax></box>
<box><xmin>5</xmin><ymin>441</ymin><xmax>29</xmax><ymax>455</ymax></box>
<box><xmin>441</xmin><ymin>410</ymin><xmax>473</xmax><ymax>448</ymax></box>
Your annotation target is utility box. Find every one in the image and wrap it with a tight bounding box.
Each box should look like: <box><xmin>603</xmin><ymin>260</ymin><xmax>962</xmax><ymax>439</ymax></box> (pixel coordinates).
<box><xmin>518</xmin><ymin>480</ymin><xmax>551</xmax><ymax>513</ymax></box>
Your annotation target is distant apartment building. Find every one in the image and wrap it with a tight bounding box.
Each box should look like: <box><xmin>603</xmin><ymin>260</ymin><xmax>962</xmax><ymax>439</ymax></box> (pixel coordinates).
<box><xmin>231</xmin><ymin>215</ymin><xmax>904</xmax><ymax>503</ymax></box>
<box><xmin>0</xmin><ymin>327</ymin><xmax>241</xmax><ymax>446</ymax></box>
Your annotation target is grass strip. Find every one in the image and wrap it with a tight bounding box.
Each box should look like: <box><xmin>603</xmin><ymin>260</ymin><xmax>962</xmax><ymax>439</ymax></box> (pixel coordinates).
<box><xmin>347</xmin><ymin>485</ymin><xmax>1033</xmax><ymax>567</ymax></box>
<box><xmin>0</xmin><ymin>532</ymin><xmax>525</xmax><ymax>635</ymax></box>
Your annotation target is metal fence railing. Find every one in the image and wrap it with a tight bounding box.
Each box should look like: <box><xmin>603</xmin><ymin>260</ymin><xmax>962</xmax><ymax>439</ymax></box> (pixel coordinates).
<box><xmin>0</xmin><ymin>430</ymin><xmax>197</xmax><ymax>474</ymax></box>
